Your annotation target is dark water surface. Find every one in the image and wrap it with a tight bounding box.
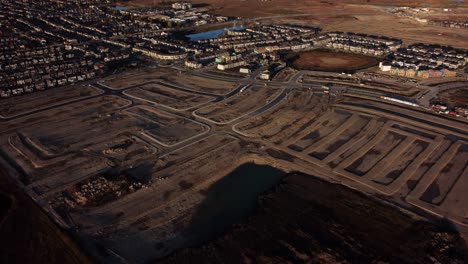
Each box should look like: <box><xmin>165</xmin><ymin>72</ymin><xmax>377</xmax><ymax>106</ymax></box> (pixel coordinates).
<box><xmin>187</xmin><ymin>26</ymin><xmax>245</xmax><ymax>41</ymax></box>
<box><xmin>184</xmin><ymin>163</ymin><xmax>285</xmax><ymax>244</ymax></box>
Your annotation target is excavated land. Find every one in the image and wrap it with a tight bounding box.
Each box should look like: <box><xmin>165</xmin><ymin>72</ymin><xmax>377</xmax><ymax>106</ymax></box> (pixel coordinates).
<box><xmin>164</xmin><ymin>73</ymin><xmax>238</xmax><ymax>95</ymax></box>
<box><xmin>437</xmin><ymin>87</ymin><xmax>468</xmax><ymax>108</ymax></box>
<box><xmin>195</xmin><ymin>85</ymin><xmax>283</xmax><ymax>124</ymax></box>
<box><xmin>0</xmin><ymin>68</ymin><xmax>467</xmax><ymax>263</ymax></box>
<box><xmin>289</xmin><ymin>50</ymin><xmax>379</xmax><ymax>73</ymax></box>
<box><xmin>234</xmin><ymin>88</ymin><xmax>336</xmax><ymax>144</ymax></box>
<box><xmin>124</xmin><ymin>83</ymin><xmax>215</xmax><ymax>111</ymax></box>
<box><xmin>100</xmin><ymin>67</ymin><xmax>180</xmax><ymax>90</ymax></box>
<box><xmin>0</xmin><ymin>85</ymin><xmax>103</xmax><ymax>118</ymax></box>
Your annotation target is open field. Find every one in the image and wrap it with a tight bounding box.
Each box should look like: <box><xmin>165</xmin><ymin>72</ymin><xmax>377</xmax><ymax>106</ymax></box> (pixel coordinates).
<box><xmin>0</xmin><ymin>85</ymin><xmax>103</xmax><ymax>118</ymax></box>
<box><xmin>234</xmin><ymin>89</ymin><xmax>337</xmax><ymax>144</ymax></box>
<box><xmin>124</xmin><ymin>82</ymin><xmax>215</xmax><ymax>110</ymax></box>
<box><xmin>125</xmin><ymin>105</ymin><xmax>209</xmax><ymax>146</ymax></box>
<box><xmin>289</xmin><ymin>50</ymin><xmax>379</xmax><ymax>72</ymax></box>
<box><xmin>100</xmin><ymin>67</ymin><xmax>179</xmax><ymax>90</ymax></box>
<box><xmin>1</xmin><ymin>68</ymin><xmax>468</xmax><ymax>263</ymax></box>
<box><xmin>164</xmin><ymin>74</ymin><xmax>238</xmax><ymax>95</ymax></box>
<box><xmin>195</xmin><ymin>85</ymin><xmax>282</xmax><ymax>123</ymax></box>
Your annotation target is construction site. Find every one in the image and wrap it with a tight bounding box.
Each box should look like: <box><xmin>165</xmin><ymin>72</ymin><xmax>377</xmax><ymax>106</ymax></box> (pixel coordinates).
<box><xmin>0</xmin><ymin>62</ymin><xmax>467</xmax><ymax>263</ymax></box>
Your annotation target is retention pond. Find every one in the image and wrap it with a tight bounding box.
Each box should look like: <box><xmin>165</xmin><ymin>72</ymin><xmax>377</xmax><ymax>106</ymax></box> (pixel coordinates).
<box><xmin>183</xmin><ymin>163</ymin><xmax>286</xmax><ymax>245</ymax></box>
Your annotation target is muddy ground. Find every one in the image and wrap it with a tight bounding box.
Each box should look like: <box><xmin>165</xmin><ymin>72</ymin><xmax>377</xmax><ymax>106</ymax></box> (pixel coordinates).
<box><xmin>161</xmin><ymin>171</ymin><xmax>468</xmax><ymax>264</ymax></box>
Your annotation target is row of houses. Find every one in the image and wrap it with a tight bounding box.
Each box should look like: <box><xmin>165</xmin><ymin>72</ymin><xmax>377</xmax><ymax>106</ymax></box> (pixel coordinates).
<box><xmin>379</xmin><ymin>43</ymin><xmax>467</xmax><ymax>78</ymax></box>
<box><xmin>133</xmin><ymin>46</ymin><xmax>187</xmax><ymax>60</ymax></box>
<box><xmin>325</xmin><ymin>32</ymin><xmax>402</xmax><ymax>56</ymax></box>
<box><xmin>0</xmin><ymin>0</ymin><xmax>138</xmax><ymax>97</ymax></box>
<box><xmin>429</xmin><ymin>20</ymin><xmax>468</xmax><ymax>30</ymax></box>
<box><xmin>379</xmin><ymin>63</ymin><xmax>457</xmax><ymax>78</ymax></box>
<box><xmin>184</xmin><ymin>23</ymin><xmax>320</xmax><ymax>69</ymax></box>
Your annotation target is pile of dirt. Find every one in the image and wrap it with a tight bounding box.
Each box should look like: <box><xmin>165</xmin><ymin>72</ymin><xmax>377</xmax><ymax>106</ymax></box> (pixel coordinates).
<box><xmin>288</xmin><ymin>50</ymin><xmax>379</xmax><ymax>73</ymax></box>
<box><xmin>437</xmin><ymin>88</ymin><xmax>468</xmax><ymax>108</ymax></box>
<box><xmin>161</xmin><ymin>172</ymin><xmax>467</xmax><ymax>264</ymax></box>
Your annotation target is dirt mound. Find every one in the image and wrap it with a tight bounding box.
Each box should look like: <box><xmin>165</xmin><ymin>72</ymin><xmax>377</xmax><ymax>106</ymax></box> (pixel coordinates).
<box><xmin>289</xmin><ymin>50</ymin><xmax>379</xmax><ymax>73</ymax></box>
<box><xmin>437</xmin><ymin>88</ymin><xmax>468</xmax><ymax>108</ymax></box>
<box><xmin>161</xmin><ymin>172</ymin><xmax>467</xmax><ymax>264</ymax></box>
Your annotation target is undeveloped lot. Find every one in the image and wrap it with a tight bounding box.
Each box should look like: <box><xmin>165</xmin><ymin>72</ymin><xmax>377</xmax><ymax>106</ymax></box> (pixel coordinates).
<box><xmin>2</xmin><ymin>72</ymin><xmax>468</xmax><ymax>263</ymax></box>
<box><xmin>0</xmin><ymin>85</ymin><xmax>102</xmax><ymax>118</ymax></box>
<box><xmin>196</xmin><ymin>86</ymin><xmax>282</xmax><ymax>123</ymax></box>
<box><xmin>345</xmin><ymin>131</ymin><xmax>407</xmax><ymax>176</ymax></box>
<box><xmin>234</xmin><ymin>89</ymin><xmax>336</xmax><ymax>144</ymax></box>
<box><xmin>100</xmin><ymin>67</ymin><xmax>179</xmax><ymax>89</ymax></box>
<box><xmin>437</xmin><ymin>87</ymin><xmax>468</xmax><ymax>108</ymax></box>
<box><xmin>288</xmin><ymin>110</ymin><xmax>352</xmax><ymax>151</ymax></box>
<box><xmin>125</xmin><ymin>82</ymin><xmax>214</xmax><ymax>110</ymax></box>
<box><xmin>289</xmin><ymin>50</ymin><xmax>379</xmax><ymax>73</ymax></box>
<box><xmin>126</xmin><ymin>105</ymin><xmax>209</xmax><ymax>146</ymax></box>
<box><xmin>165</xmin><ymin>74</ymin><xmax>238</xmax><ymax>95</ymax></box>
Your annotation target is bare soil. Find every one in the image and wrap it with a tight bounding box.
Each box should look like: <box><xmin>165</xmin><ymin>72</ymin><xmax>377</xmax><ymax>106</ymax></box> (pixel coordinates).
<box><xmin>165</xmin><ymin>74</ymin><xmax>237</xmax><ymax>95</ymax></box>
<box><xmin>101</xmin><ymin>67</ymin><xmax>178</xmax><ymax>90</ymax></box>
<box><xmin>290</xmin><ymin>50</ymin><xmax>379</xmax><ymax>73</ymax></box>
<box><xmin>437</xmin><ymin>88</ymin><xmax>468</xmax><ymax>108</ymax></box>
<box><xmin>196</xmin><ymin>86</ymin><xmax>281</xmax><ymax>123</ymax></box>
<box><xmin>0</xmin><ymin>85</ymin><xmax>102</xmax><ymax>118</ymax></box>
<box><xmin>125</xmin><ymin>83</ymin><xmax>214</xmax><ymax>110</ymax></box>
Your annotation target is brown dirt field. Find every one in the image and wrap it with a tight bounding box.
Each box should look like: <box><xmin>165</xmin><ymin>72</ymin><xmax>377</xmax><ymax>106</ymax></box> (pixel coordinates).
<box><xmin>101</xmin><ymin>67</ymin><xmax>179</xmax><ymax>90</ymax></box>
<box><xmin>291</xmin><ymin>50</ymin><xmax>379</xmax><ymax>72</ymax></box>
<box><xmin>0</xmin><ymin>85</ymin><xmax>102</xmax><ymax>118</ymax></box>
<box><xmin>235</xmin><ymin>90</ymin><xmax>335</xmax><ymax>144</ymax></box>
<box><xmin>437</xmin><ymin>88</ymin><xmax>468</xmax><ymax>108</ymax></box>
<box><xmin>125</xmin><ymin>83</ymin><xmax>214</xmax><ymax>110</ymax></box>
<box><xmin>196</xmin><ymin>86</ymin><xmax>282</xmax><ymax>123</ymax></box>
<box><xmin>161</xmin><ymin>171</ymin><xmax>468</xmax><ymax>264</ymax></box>
<box><xmin>165</xmin><ymin>74</ymin><xmax>237</xmax><ymax>95</ymax></box>
<box><xmin>126</xmin><ymin>105</ymin><xmax>208</xmax><ymax>145</ymax></box>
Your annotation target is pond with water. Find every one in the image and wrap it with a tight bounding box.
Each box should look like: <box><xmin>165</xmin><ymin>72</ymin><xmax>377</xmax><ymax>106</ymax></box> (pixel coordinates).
<box><xmin>183</xmin><ymin>163</ymin><xmax>286</xmax><ymax>244</ymax></box>
<box><xmin>187</xmin><ymin>26</ymin><xmax>245</xmax><ymax>41</ymax></box>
